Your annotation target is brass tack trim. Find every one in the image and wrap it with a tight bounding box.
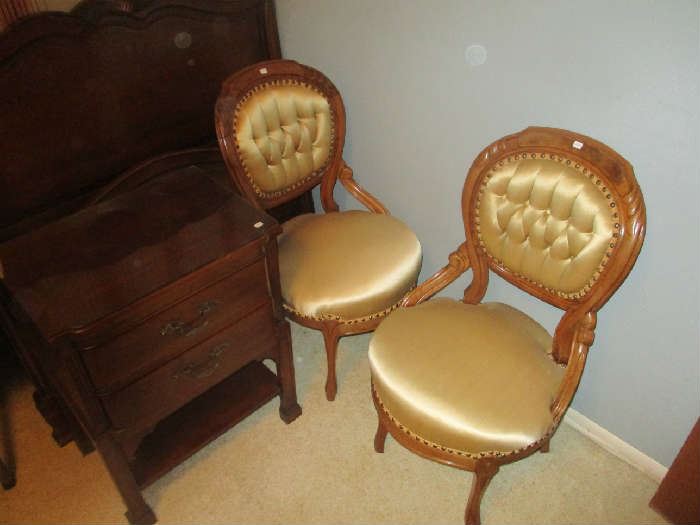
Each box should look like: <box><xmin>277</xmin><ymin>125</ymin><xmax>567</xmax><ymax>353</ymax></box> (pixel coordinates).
<box><xmin>282</xmin><ymin>297</ymin><xmax>405</xmax><ymax>325</ymax></box>
<box><xmin>372</xmin><ymin>383</ymin><xmax>554</xmax><ymax>459</ymax></box>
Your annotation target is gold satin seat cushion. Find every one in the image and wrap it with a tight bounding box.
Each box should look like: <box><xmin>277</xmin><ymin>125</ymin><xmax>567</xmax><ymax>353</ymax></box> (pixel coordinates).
<box><xmin>278</xmin><ymin>210</ymin><xmax>422</xmax><ymax>321</ymax></box>
<box><xmin>369</xmin><ymin>298</ymin><xmax>565</xmax><ymax>454</ymax></box>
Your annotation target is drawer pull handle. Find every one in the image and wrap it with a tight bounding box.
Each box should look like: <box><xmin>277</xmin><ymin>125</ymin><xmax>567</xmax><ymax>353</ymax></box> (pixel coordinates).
<box><xmin>160</xmin><ymin>301</ymin><xmax>218</xmax><ymax>337</ymax></box>
<box><xmin>173</xmin><ymin>342</ymin><xmax>230</xmax><ymax>380</ymax></box>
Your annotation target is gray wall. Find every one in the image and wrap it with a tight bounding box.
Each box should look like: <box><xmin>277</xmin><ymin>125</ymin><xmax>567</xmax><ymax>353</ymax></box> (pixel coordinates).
<box><xmin>276</xmin><ymin>0</ymin><xmax>700</xmax><ymax>468</ymax></box>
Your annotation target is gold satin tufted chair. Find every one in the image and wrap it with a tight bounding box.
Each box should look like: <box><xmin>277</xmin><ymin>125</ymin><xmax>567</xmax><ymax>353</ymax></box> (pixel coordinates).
<box><xmin>369</xmin><ymin>127</ymin><xmax>646</xmax><ymax>524</ymax></box>
<box><xmin>215</xmin><ymin>60</ymin><xmax>422</xmax><ymax>401</ymax></box>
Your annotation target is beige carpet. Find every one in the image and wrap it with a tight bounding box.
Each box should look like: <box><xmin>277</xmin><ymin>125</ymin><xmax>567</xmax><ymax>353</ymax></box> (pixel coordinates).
<box><xmin>0</xmin><ymin>323</ymin><xmax>666</xmax><ymax>524</ymax></box>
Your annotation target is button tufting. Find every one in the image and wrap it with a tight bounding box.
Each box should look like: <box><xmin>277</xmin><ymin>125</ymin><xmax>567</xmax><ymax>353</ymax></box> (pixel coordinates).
<box><xmin>475</xmin><ymin>152</ymin><xmax>617</xmax><ymax>300</ymax></box>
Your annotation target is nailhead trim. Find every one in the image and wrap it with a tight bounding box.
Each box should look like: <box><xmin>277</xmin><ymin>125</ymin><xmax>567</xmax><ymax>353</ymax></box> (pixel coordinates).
<box><xmin>283</xmin><ymin>298</ymin><xmax>403</xmax><ymax>325</ymax></box>
<box><xmin>373</xmin><ymin>383</ymin><xmax>555</xmax><ymax>459</ymax></box>
<box><xmin>475</xmin><ymin>153</ymin><xmax>620</xmax><ymax>301</ymax></box>
<box><xmin>233</xmin><ymin>79</ymin><xmax>336</xmax><ymax>200</ymax></box>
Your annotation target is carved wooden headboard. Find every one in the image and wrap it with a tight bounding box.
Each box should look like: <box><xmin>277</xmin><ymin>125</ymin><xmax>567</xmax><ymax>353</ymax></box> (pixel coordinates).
<box><xmin>0</xmin><ymin>0</ymin><xmax>291</xmax><ymax>242</ymax></box>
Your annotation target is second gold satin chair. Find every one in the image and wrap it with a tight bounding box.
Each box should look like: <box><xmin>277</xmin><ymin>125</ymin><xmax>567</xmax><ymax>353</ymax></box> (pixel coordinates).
<box><xmin>215</xmin><ymin>60</ymin><xmax>422</xmax><ymax>401</ymax></box>
<box><xmin>369</xmin><ymin>127</ymin><xmax>646</xmax><ymax>524</ymax></box>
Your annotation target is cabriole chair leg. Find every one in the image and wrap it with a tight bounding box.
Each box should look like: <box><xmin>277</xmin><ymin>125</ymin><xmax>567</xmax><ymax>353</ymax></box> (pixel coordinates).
<box><xmin>322</xmin><ymin>329</ymin><xmax>340</xmax><ymax>401</ymax></box>
<box><xmin>464</xmin><ymin>460</ymin><xmax>499</xmax><ymax>525</ymax></box>
<box><xmin>374</xmin><ymin>417</ymin><xmax>388</xmax><ymax>453</ymax></box>
<box><xmin>540</xmin><ymin>437</ymin><xmax>550</xmax><ymax>453</ymax></box>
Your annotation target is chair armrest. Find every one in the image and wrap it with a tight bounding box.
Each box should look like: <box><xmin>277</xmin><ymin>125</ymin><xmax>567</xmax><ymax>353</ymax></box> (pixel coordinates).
<box><xmin>401</xmin><ymin>242</ymin><xmax>471</xmax><ymax>307</ymax></box>
<box><xmin>550</xmin><ymin>310</ymin><xmax>597</xmax><ymax>424</ymax></box>
<box><xmin>338</xmin><ymin>162</ymin><xmax>390</xmax><ymax>214</ymax></box>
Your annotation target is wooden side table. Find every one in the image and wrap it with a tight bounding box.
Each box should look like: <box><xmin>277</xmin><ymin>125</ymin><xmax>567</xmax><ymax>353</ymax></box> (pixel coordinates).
<box><xmin>0</xmin><ymin>166</ymin><xmax>301</xmax><ymax>523</ymax></box>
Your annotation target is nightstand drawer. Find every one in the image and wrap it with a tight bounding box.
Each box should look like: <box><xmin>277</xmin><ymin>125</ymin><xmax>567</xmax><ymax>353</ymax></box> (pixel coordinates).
<box><xmin>82</xmin><ymin>260</ymin><xmax>270</xmax><ymax>393</ymax></box>
<box><xmin>101</xmin><ymin>305</ymin><xmax>279</xmax><ymax>431</ymax></box>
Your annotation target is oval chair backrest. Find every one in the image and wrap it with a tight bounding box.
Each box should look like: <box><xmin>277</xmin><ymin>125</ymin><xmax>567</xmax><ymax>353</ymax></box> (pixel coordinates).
<box><xmin>462</xmin><ymin>127</ymin><xmax>646</xmax><ymax>313</ymax></box>
<box><xmin>215</xmin><ymin>60</ymin><xmax>345</xmax><ymax>210</ymax></box>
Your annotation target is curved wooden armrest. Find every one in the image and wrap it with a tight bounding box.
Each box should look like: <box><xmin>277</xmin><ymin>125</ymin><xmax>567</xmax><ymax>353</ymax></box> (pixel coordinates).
<box><xmin>400</xmin><ymin>243</ymin><xmax>471</xmax><ymax>307</ymax></box>
<box><xmin>550</xmin><ymin>310</ymin><xmax>597</xmax><ymax>424</ymax></box>
<box><xmin>338</xmin><ymin>162</ymin><xmax>390</xmax><ymax>214</ymax></box>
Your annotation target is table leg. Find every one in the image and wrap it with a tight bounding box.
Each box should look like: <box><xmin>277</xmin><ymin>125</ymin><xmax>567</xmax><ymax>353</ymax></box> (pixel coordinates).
<box><xmin>0</xmin><ymin>457</ymin><xmax>15</xmax><ymax>489</ymax></box>
<box><xmin>275</xmin><ymin>320</ymin><xmax>301</xmax><ymax>424</ymax></box>
<box><xmin>95</xmin><ymin>433</ymin><xmax>156</xmax><ymax>525</ymax></box>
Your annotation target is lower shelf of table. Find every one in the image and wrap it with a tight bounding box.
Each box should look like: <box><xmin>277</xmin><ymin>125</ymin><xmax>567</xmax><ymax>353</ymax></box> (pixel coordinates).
<box><xmin>129</xmin><ymin>360</ymin><xmax>280</xmax><ymax>488</ymax></box>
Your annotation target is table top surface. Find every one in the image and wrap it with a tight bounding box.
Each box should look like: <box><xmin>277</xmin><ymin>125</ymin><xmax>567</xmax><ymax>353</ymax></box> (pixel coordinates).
<box><xmin>0</xmin><ymin>166</ymin><xmax>279</xmax><ymax>340</ymax></box>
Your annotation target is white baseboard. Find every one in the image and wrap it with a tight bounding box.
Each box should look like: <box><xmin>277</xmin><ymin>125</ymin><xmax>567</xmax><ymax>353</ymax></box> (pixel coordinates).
<box><xmin>564</xmin><ymin>408</ymin><xmax>668</xmax><ymax>483</ymax></box>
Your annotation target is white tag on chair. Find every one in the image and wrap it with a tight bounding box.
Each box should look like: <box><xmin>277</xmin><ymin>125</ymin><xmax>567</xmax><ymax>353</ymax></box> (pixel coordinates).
<box><xmin>259</xmin><ymin>67</ymin><xmax>268</xmax><ymax>75</ymax></box>
<box><xmin>254</xmin><ymin>221</ymin><xmax>264</xmax><ymax>229</ymax></box>
<box><xmin>572</xmin><ymin>140</ymin><xmax>584</xmax><ymax>150</ymax></box>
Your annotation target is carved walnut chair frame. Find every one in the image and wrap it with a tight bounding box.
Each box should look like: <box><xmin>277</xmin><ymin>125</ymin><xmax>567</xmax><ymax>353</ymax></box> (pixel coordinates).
<box><xmin>216</xmin><ymin>59</ymin><xmax>407</xmax><ymax>401</ymax></box>
<box><xmin>372</xmin><ymin>127</ymin><xmax>646</xmax><ymax>524</ymax></box>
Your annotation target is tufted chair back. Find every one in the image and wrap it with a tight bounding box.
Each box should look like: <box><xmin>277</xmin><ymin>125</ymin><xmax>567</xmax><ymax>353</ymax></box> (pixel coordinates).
<box><xmin>215</xmin><ymin>60</ymin><xmax>345</xmax><ymax>211</ymax></box>
<box><xmin>369</xmin><ymin>127</ymin><xmax>645</xmax><ymax>524</ymax></box>
<box><xmin>215</xmin><ymin>59</ymin><xmax>423</xmax><ymax>402</ymax></box>
<box><xmin>460</xmin><ymin>127</ymin><xmax>645</xmax><ymax>362</ymax></box>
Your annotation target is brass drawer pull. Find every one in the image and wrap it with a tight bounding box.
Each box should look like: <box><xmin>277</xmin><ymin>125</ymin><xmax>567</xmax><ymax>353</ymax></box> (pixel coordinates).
<box><xmin>160</xmin><ymin>301</ymin><xmax>218</xmax><ymax>337</ymax></box>
<box><xmin>173</xmin><ymin>342</ymin><xmax>230</xmax><ymax>380</ymax></box>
